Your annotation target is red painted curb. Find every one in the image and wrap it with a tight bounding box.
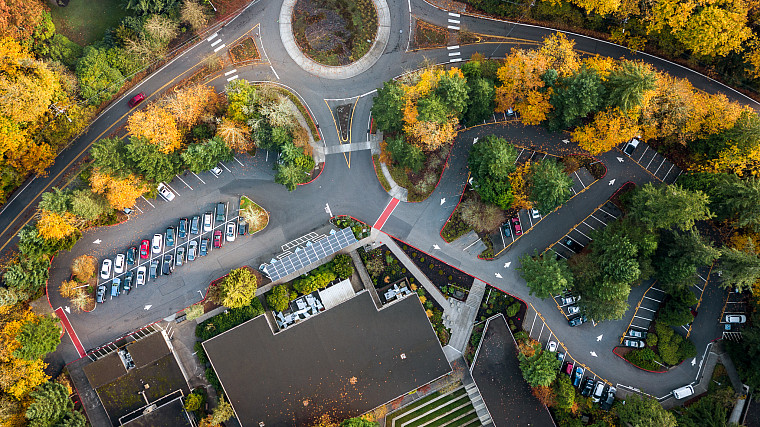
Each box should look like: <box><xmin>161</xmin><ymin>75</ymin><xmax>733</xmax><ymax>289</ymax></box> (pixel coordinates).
<box><xmin>297</xmin><ymin>160</ymin><xmax>326</xmax><ymax>187</ymax></box>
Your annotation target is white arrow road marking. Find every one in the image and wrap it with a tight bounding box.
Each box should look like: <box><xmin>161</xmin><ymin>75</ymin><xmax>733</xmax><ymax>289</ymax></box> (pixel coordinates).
<box><xmin>65</xmin><ymin>306</ymin><xmax>70</xmax><ymax>314</ymax></box>
<box><xmin>144</xmin><ymin>305</ymin><xmax>152</xmax><ymax>310</ymax></box>
<box><xmin>93</xmin><ymin>239</ymin><xmax>102</xmax><ymax>244</ymax></box>
<box><xmin>617</xmin><ymin>157</ymin><xmax>624</xmax><ymax>162</ymax></box>
<box><xmin>473</xmin><ymin>137</ymin><xmax>479</xmax><ymax>144</ymax></box>
<box><xmin>504</xmin><ymin>262</ymin><xmax>511</xmax><ymax>268</ymax></box>
<box><xmin>495</xmin><ymin>273</ymin><xmax>503</xmax><ymax>279</ymax></box>
<box><xmin>590</xmin><ymin>351</ymin><xmax>598</xmax><ymax>357</ymax></box>
<box><xmin>597</xmin><ymin>334</ymin><xmax>603</xmax><ymax>341</ymax></box>
<box><xmin>440</xmin><ymin>198</ymin><xmax>446</xmax><ymax>205</ymax></box>
<box><xmin>433</xmin><ymin>244</ymin><xmax>440</xmax><ymax>250</ymax></box>
<box><xmin>691</xmin><ymin>358</ymin><xmax>696</xmax><ymax>366</ymax></box>
<box><xmin>468</xmin><ymin>177</ymin><xmax>474</xmax><ymax>185</ymax></box>
<box><xmin>609</xmin><ymin>179</ymin><xmax>616</xmax><ymax>186</ymax></box>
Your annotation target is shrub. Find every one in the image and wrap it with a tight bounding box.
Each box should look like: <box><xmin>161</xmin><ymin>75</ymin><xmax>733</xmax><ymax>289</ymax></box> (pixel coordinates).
<box><xmin>508</xmin><ymin>320</ymin><xmax>516</xmax><ymax>331</ymax></box>
<box><xmin>646</xmin><ymin>333</ymin><xmax>658</xmax><ymax>347</ymax></box>
<box><xmin>507</xmin><ymin>302</ymin><xmax>521</xmax><ymax>317</ymax></box>
<box><xmin>205</xmin><ymin>368</ymin><xmax>221</xmax><ymax>391</ymax></box>
<box><xmin>624</xmin><ymin>348</ymin><xmax>663</xmax><ymax>371</ymax></box>
<box><xmin>332</xmin><ymin>254</ymin><xmax>354</xmax><ymax>279</ymax></box>
<box><xmin>195</xmin><ymin>300</ymin><xmax>264</xmax><ymax>341</ymax></box>
<box><xmin>420</xmin><ymin>257</ymin><xmax>425</xmax><ymax>262</ymax></box>
<box><xmin>266</xmin><ymin>285</ymin><xmax>290</xmax><ymax>312</ymax></box>
<box><xmin>194</xmin><ymin>342</ymin><xmax>208</xmax><ymax>365</ymax></box>
<box><xmin>184</xmin><ymin>392</ymin><xmax>203</xmax><ymax>411</ymax></box>
<box><xmin>429</xmin><ymin>263</ymin><xmax>435</xmax><ymax>269</ymax></box>
<box><xmin>185</xmin><ymin>303</ymin><xmax>204</xmax><ymax>321</ymax></box>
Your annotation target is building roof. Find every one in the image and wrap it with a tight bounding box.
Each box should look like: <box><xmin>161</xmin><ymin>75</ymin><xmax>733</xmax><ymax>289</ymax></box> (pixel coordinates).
<box><xmin>121</xmin><ymin>394</ymin><xmax>193</xmax><ymax>427</ymax></box>
<box><xmin>126</xmin><ymin>332</ymin><xmax>171</xmax><ymax>368</ymax></box>
<box><xmin>83</xmin><ymin>352</ymin><xmax>127</xmax><ymax>390</ymax></box>
<box><xmin>204</xmin><ymin>292</ymin><xmax>451</xmax><ymax>426</ymax></box>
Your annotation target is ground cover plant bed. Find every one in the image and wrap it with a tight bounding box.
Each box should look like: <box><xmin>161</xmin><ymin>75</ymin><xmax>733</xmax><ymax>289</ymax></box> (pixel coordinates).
<box><xmin>335</xmin><ymin>104</ymin><xmax>351</xmax><ymax>140</ymax></box>
<box><xmin>395</xmin><ymin>238</ymin><xmax>474</xmax><ymax>295</ymax></box>
<box><xmin>412</xmin><ymin>280</ymin><xmax>451</xmax><ymax>345</ymax></box>
<box><xmin>477</xmin><ymin>287</ymin><xmax>526</xmax><ymax>332</ymax></box>
<box><xmin>372</xmin><ymin>155</ymin><xmax>392</xmax><ymax>191</ymax></box>
<box><xmin>561</xmin><ymin>155</ymin><xmax>605</xmax><ymax>179</ymax></box>
<box><xmin>332</xmin><ymin>215</ymin><xmax>371</xmax><ymax>239</ymax></box>
<box><xmin>610</xmin><ymin>182</ymin><xmax>636</xmax><ymax>212</ymax></box>
<box><xmin>269</xmin><ymin>85</ymin><xmax>321</xmax><ymax>142</ymax></box>
<box><xmin>464</xmin><ymin>322</ymin><xmax>485</xmax><ymax>364</ymax></box>
<box><xmin>292</xmin><ymin>0</ymin><xmax>378</xmax><ymax>66</ymax></box>
<box><xmin>619</xmin><ymin>321</ymin><xmax>696</xmax><ymax>372</ymax></box>
<box><xmin>413</xmin><ymin>19</ymin><xmax>450</xmax><ymax>49</ymax></box>
<box><xmin>384</xmin><ymin>141</ymin><xmax>451</xmax><ymax>202</ymax></box>
<box><xmin>239</xmin><ymin>195</ymin><xmax>269</xmax><ymax>233</ymax></box>
<box><xmin>229</xmin><ymin>37</ymin><xmax>260</xmax><ymax>63</ymax></box>
<box><xmin>359</xmin><ymin>245</ymin><xmax>409</xmax><ymax>288</ymax></box>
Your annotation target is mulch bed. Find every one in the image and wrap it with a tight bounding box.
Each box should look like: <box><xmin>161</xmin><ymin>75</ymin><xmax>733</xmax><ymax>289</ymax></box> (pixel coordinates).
<box><xmin>609</xmin><ymin>181</ymin><xmax>636</xmax><ymax>212</ymax></box>
<box><xmin>476</xmin><ymin>286</ymin><xmax>526</xmax><ymax>330</ymax></box>
<box><xmin>335</xmin><ymin>104</ymin><xmax>352</xmax><ymax>140</ymax></box>
<box><xmin>229</xmin><ymin>37</ymin><xmax>260</xmax><ymax>63</ymax></box>
<box><xmin>393</xmin><ymin>238</ymin><xmax>473</xmax><ymax>294</ymax></box>
<box><xmin>413</xmin><ymin>19</ymin><xmax>451</xmax><ymax>49</ymax></box>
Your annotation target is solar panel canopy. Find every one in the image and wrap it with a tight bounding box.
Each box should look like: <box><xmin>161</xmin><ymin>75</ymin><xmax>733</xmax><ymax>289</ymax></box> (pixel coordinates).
<box><xmin>264</xmin><ymin>228</ymin><xmax>357</xmax><ymax>281</ymax></box>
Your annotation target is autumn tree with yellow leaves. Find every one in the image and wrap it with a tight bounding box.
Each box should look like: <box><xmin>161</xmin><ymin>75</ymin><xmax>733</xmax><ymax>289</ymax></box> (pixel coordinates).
<box><xmin>89</xmin><ymin>169</ymin><xmax>149</xmax><ymax>211</ymax></box>
<box><xmin>35</xmin><ymin>210</ymin><xmax>78</xmax><ymax>241</ymax></box>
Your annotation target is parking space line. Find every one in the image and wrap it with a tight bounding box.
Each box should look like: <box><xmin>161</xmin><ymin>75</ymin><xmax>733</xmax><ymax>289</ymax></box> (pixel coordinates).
<box><xmin>163</xmin><ymin>182</ymin><xmax>180</xmax><ymax>197</ymax></box>
<box><xmin>573</xmin><ymin>228</ymin><xmax>592</xmax><ymax>241</ymax></box>
<box><xmin>574</xmin><ymin>171</ymin><xmax>585</xmax><ymax>187</ymax></box>
<box><xmin>514</xmin><ymin>148</ymin><xmax>525</xmax><ymax>164</ymax></box>
<box><xmin>662</xmin><ymin>163</ymin><xmax>675</xmax><ymax>181</ymax></box>
<box><xmin>557</xmin><ymin>241</ymin><xmax>576</xmax><ymax>253</ymax></box>
<box><xmin>639</xmin><ymin>306</ymin><xmax>656</xmax><ymax>312</ymax></box>
<box><xmin>133</xmin><ymin>205</ymin><xmax>144</xmax><ymax>213</ymax></box>
<box><xmin>643</xmin><ymin>296</ymin><xmax>661</xmax><ymax>302</ymax></box>
<box><xmin>141</xmin><ymin>195</ymin><xmax>155</xmax><ymax>208</ymax></box>
<box><xmin>646</xmin><ymin>153</ymin><xmax>657</xmax><ymax>169</ymax></box>
<box><xmin>219</xmin><ymin>162</ymin><xmax>232</xmax><ymax>173</ymax></box>
<box><xmin>634</xmin><ymin>315</ymin><xmax>651</xmax><ymax>320</ymax></box>
<box><xmin>529</xmin><ymin>310</ymin><xmax>537</xmax><ymax>333</ymax></box>
<box><xmin>570</xmin><ymin>187</ymin><xmax>577</xmax><ymax>195</ymax></box>
<box><xmin>537</xmin><ymin>322</ymin><xmax>546</xmax><ymax>340</ymax></box>
<box><xmin>697</xmin><ymin>274</ymin><xmax>706</xmax><ymax>281</ymax></box>
<box><xmin>233</xmin><ymin>156</ymin><xmax>244</xmax><ymax>166</ymax></box>
<box><xmin>542</xmin><ymin>153</ymin><xmax>548</xmax><ymax>159</ymax></box>
<box><xmin>175</xmin><ymin>175</ymin><xmax>193</xmax><ymax>190</ymax></box>
<box><xmin>191</xmin><ymin>172</ymin><xmax>206</xmax><ymax>184</ymax></box>
<box><xmin>693</xmin><ymin>284</ymin><xmax>703</xmax><ymax>292</ymax></box>
<box><xmin>551</xmin><ymin>248</ymin><xmax>567</xmax><ymax>259</ymax></box>
<box><xmin>638</xmin><ymin>146</ymin><xmax>648</xmax><ymax>163</ymax></box>
<box><xmin>654</xmin><ymin>158</ymin><xmax>667</xmax><ymax>175</ymax></box>
<box><xmin>582</xmin><ymin>220</ymin><xmax>596</xmax><ymax>230</ymax></box>
<box><xmin>598</xmin><ymin>208</ymin><xmax>617</xmax><ymax>218</ymax></box>
<box><xmin>528</xmin><ymin>212</ymin><xmax>534</xmax><ymax>228</ymax></box>
<box><xmin>651</xmin><ymin>287</ymin><xmax>664</xmax><ymax>293</ymax></box>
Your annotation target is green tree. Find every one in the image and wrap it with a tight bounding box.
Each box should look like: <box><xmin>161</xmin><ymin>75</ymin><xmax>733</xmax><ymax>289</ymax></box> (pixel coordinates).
<box><xmin>206</xmin><ymin>396</ymin><xmax>234</xmax><ymax>426</ymax></box>
<box><xmin>517</xmin><ymin>250</ymin><xmax>574</xmax><ymax>299</ymax></box>
<box><xmin>184</xmin><ymin>392</ymin><xmax>203</xmax><ymax>412</ymax></box>
<box><xmin>474</xmin><ymin>178</ymin><xmax>514</xmax><ymax>209</ymax></box>
<box><xmin>617</xmin><ymin>394</ymin><xmax>677</xmax><ymax>427</ymax></box>
<box><xmin>465</xmin><ymin>77</ymin><xmax>496</xmax><ymax>125</ymax></box>
<box><xmin>435</xmin><ymin>72</ymin><xmax>469</xmax><ymax>118</ymax></box>
<box><xmin>14</xmin><ymin>315</ymin><xmax>61</xmax><ymax>360</ymax></box>
<box><xmin>181</xmin><ymin>137</ymin><xmax>234</xmax><ymax>173</ymax></box>
<box><xmin>126</xmin><ymin>137</ymin><xmax>182</xmax><ymax>183</ymax></box>
<box><xmin>332</xmin><ymin>254</ymin><xmax>354</xmax><ymax>279</ymax></box>
<box><xmin>654</xmin><ymin>229</ymin><xmax>720</xmax><ymax>289</ymax></box>
<box><xmin>604</xmin><ymin>61</ymin><xmax>656</xmax><ymax>113</ymax></box>
<box><xmin>714</xmin><ymin>177</ymin><xmax>760</xmax><ymax>231</ymax></box>
<box><xmin>371</xmin><ymin>81</ymin><xmax>405</xmax><ymax>134</ymax></box>
<box><xmin>218</xmin><ymin>268</ymin><xmax>258</xmax><ymax>309</ymax></box>
<box><xmin>553</xmin><ymin>374</ymin><xmax>575</xmax><ymax>410</ymax></box>
<box><xmin>90</xmin><ymin>137</ymin><xmax>134</xmax><ymax>177</ymax></box>
<box><xmin>340</xmin><ymin>418</ymin><xmax>378</xmax><ymax>427</ymax></box>
<box><xmin>69</xmin><ymin>189</ymin><xmax>106</xmax><ymax>221</ymax></box>
<box><xmin>275</xmin><ymin>162</ymin><xmax>309</xmax><ymax>191</ymax></box>
<box><xmin>417</xmin><ymin>95</ymin><xmax>449</xmax><ymax>124</ymax></box>
<box><xmin>123</xmin><ymin>0</ymin><xmax>180</xmax><ymax>15</ymax></box>
<box><xmin>518</xmin><ymin>347</ymin><xmax>559</xmax><ymax>387</ymax></box>
<box><xmin>55</xmin><ymin>411</ymin><xmax>86</xmax><ymax>427</ymax></box>
<box><xmin>39</xmin><ymin>188</ymin><xmax>71</xmax><ymax>214</ymax></box>
<box><xmin>675</xmin><ymin>395</ymin><xmax>728</xmax><ymax>427</ymax></box>
<box><xmin>548</xmin><ymin>66</ymin><xmax>604</xmax><ymax>130</ymax></box>
<box><xmin>76</xmin><ymin>46</ymin><xmax>125</xmax><ymax>105</ymax></box>
<box><xmin>658</xmin><ymin>287</ymin><xmax>698</xmax><ymax>326</ymax></box>
<box><xmin>25</xmin><ymin>381</ymin><xmax>72</xmax><ymax>427</ymax></box>
<box><xmin>528</xmin><ymin>158</ymin><xmax>573</xmax><ymax>213</ymax></box>
<box><xmin>725</xmin><ymin>312</ymin><xmax>760</xmax><ymax>389</ymax></box>
<box><xmin>628</xmin><ymin>183</ymin><xmax>713</xmax><ymax>231</ymax></box>
<box><xmin>386</xmin><ymin>136</ymin><xmax>424</xmax><ymax>173</ymax></box>
<box><xmin>266</xmin><ymin>285</ymin><xmax>290</xmax><ymax>312</ymax></box>
<box><xmin>3</xmin><ymin>256</ymin><xmax>51</xmax><ymax>301</ymax></box>
<box><xmin>468</xmin><ymin>135</ymin><xmax>517</xmax><ymax>180</ymax></box>
<box><xmin>718</xmin><ymin>245</ymin><xmax>760</xmax><ymax>292</ymax></box>
<box><xmin>0</xmin><ymin>287</ymin><xmax>20</xmax><ymax>309</ymax></box>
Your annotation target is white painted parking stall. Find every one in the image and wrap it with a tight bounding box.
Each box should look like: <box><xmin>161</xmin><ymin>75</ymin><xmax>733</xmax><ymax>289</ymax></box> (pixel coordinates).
<box><xmin>546</xmin><ymin>201</ymin><xmax>621</xmax><ymax>261</ymax></box>
<box><xmin>619</xmin><ymin>139</ymin><xmax>682</xmax><ymax>184</ymax></box>
<box><xmin>620</xmin><ymin>284</ymin><xmax>666</xmax><ymax>343</ymax></box>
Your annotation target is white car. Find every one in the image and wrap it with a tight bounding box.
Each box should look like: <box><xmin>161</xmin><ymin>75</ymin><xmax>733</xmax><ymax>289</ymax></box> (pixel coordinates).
<box><xmin>211</xmin><ymin>166</ymin><xmax>222</xmax><ymax>176</ymax></box>
<box><xmin>592</xmin><ymin>382</ymin><xmax>605</xmax><ymax>403</ymax></box>
<box><xmin>624</xmin><ymin>138</ymin><xmax>640</xmax><ymax>156</ymax></box>
<box><xmin>114</xmin><ymin>254</ymin><xmax>125</xmax><ymax>274</ymax></box>
<box><xmin>530</xmin><ymin>209</ymin><xmax>541</xmax><ymax>219</ymax></box>
<box><xmin>546</xmin><ymin>341</ymin><xmax>557</xmax><ymax>352</ymax></box>
<box><xmin>225</xmin><ymin>222</ymin><xmax>236</xmax><ymax>242</ymax></box>
<box><xmin>561</xmin><ymin>295</ymin><xmax>580</xmax><ymax>305</ymax></box>
<box><xmin>725</xmin><ymin>314</ymin><xmax>746</xmax><ymax>323</ymax></box>
<box><xmin>203</xmin><ymin>212</ymin><xmax>213</xmax><ymax>232</ymax></box>
<box><xmin>152</xmin><ymin>234</ymin><xmax>163</xmax><ymax>254</ymax></box>
<box><xmin>157</xmin><ymin>182</ymin><xmax>175</xmax><ymax>202</ymax></box>
<box><xmin>100</xmin><ymin>259</ymin><xmax>112</xmax><ymax>279</ymax></box>
<box><xmin>136</xmin><ymin>266</ymin><xmax>146</xmax><ymax>286</ymax></box>
<box><xmin>567</xmin><ymin>306</ymin><xmax>580</xmax><ymax>315</ymax></box>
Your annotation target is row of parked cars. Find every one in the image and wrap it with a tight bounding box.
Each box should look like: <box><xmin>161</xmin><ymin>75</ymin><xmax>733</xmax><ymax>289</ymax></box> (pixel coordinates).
<box><xmin>501</xmin><ymin>209</ymin><xmax>541</xmax><ymax>238</ymax></box>
<box><xmin>547</xmin><ymin>340</ymin><xmax>616</xmax><ymax>410</ymax></box>
<box><xmin>96</xmin><ymin>202</ymin><xmax>249</xmax><ymax>303</ymax></box>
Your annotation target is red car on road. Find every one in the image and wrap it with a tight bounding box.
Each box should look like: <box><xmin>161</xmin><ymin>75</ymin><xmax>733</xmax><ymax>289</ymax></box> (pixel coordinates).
<box><xmin>511</xmin><ymin>216</ymin><xmax>522</xmax><ymax>236</ymax></box>
<box><xmin>140</xmin><ymin>239</ymin><xmax>150</xmax><ymax>259</ymax></box>
<box><xmin>128</xmin><ymin>92</ymin><xmax>145</xmax><ymax>108</ymax></box>
<box><xmin>213</xmin><ymin>230</ymin><xmax>223</xmax><ymax>248</ymax></box>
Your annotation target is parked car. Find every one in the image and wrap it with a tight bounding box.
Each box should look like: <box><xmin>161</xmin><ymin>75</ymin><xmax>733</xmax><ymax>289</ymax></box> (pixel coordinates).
<box><xmin>123</xmin><ymin>272</ymin><xmax>133</xmax><ymax>294</ymax></box>
<box><xmin>624</xmin><ymin>138</ymin><xmax>640</xmax><ymax>156</ymax></box>
<box><xmin>563</xmin><ymin>361</ymin><xmax>573</xmax><ymax>376</ymax></box>
<box><xmin>567</xmin><ymin>306</ymin><xmax>580</xmax><ymax>315</ymax></box>
<box><xmin>100</xmin><ymin>259</ymin><xmax>112</xmax><ymax>279</ymax></box>
<box><xmin>200</xmin><ymin>238</ymin><xmax>209</xmax><ymax>256</ymax></box>
<box><xmin>213</xmin><ymin>230</ymin><xmax>223</xmax><ymax>248</ymax></box>
<box><xmin>238</xmin><ymin>219</ymin><xmax>247</xmax><ymax>236</ymax></box>
<box><xmin>162</xmin><ymin>254</ymin><xmax>174</xmax><ymax>275</ymax></box>
<box><xmin>568</xmin><ymin>315</ymin><xmax>587</xmax><ymax>327</ymax></box>
<box><xmin>178</xmin><ymin>218</ymin><xmax>188</xmax><ymax>238</ymax></box>
<box><xmin>215</xmin><ymin>202</ymin><xmax>226</xmax><ymax>222</ymax></box>
<box><xmin>511</xmin><ymin>217</ymin><xmax>522</xmax><ymax>236</ymax></box>
<box><xmin>623</xmin><ymin>339</ymin><xmax>645</xmax><ymax>348</ymax></box>
<box><xmin>546</xmin><ymin>341</ymin><xmax>557</xmax><ymax>352</ymax></box>
<box><xmin>561</xmin><ymin>295</ymin><xmax>580</xmax><ymax>305</ymax></box>
<box><xmin>96</xmin><ymin>285</ymin><xmax>107</xmax><ymax>303</ymax></box>
<box><xmin>114</xmin><ymin>254</ymin><xmax>125</xmax><ymax>274</ymax></box>
<box><xmin>191</xmin><ymin>215</ymin><xmax>200</xmax><ymax>235</ymax></box>
<box><xmin>211</xmin><ymin>166</ymin><xmax>223</xmax><ymax>176</ymax></box>
<box><xmin>600</xmin><ymin>387</ymin><xmax>616</xmax><ymax>411</ymax></box>
<box><xmin>581</xmin><ymin>378</ymin><xmax>595</xmax><ymax>397</ymax></box>
<box><xmin>166</xmin><ymin>227</ymin><xmax>175</xmax><ymax>248</ymax></box>
<box><xmin>203</xmin><ymin>212</ymin><xmax>213</xmax><ymax>232</ymax></box>
<box><xmin>128</xmin><ymin>92</ymin><xmax>145</xmax><ymax>108</ymax></box>
<box><xmin>225</xmin><ymin>222</ymin><xmax>236</xmax><ymax>242</ymax></box>
<box><xmin>149</xmin><ymin>259</ymin><xmax>159</xmax><ymax>279</ymax></box>
<box><xmin>140</xmin><ymin>240</ymin><xmax>150</xmax><ymax>259</ymax></box>
<box><xmin>126</xmin><ymin>247</ymin><xmax>137</xmax><ymax>265</ymax></box>
<box><xmin>557</xmin><ymin>352</ymin><xmax>566</xmax><ymax>365</ymax></box>
<box><xmin>726</xmin><ymin>314</ymin><xmax>747</xmax><ymax>323</ymax></box>
<box><xmin>188</xmin><ymin>240</ymin><xmax>197</xmax><ymax>261</ymax></box>
<box><xmin>628</xmin><ymin>329</ymin><xmax>647</xmax><ymax>339</ymax></box>
<box><xmin>592</xmin><ymin>382</ymin><xmax>605</xmax><ymax>403</ymax></box>
<box><xmin>672</xmin><ymin>385</ymin><xmax>694</xmax><ymax>400</ymax></box>
<box><xmin>530</xmin><ymin>209</ymin><xmax>541</xmax><ymax>219</ymax></box>
<box><xmin>573</xmin><ymin>366</ymin><xmax>585</xmax><ymax>388</ymax></box>
<box><xmin>152</xmin><ymin>234</ymin><xmax>162</xmax><ymax>254</ymax></box>
<box><xmin>502</xmin><ymin>222</ymin><xmax>512</xmax><ymax>238</ymax></box>
<box><xmin>564</xmin><ymin>237</ymin><xmax>584</xmax><ymax>252</ymax></box>
<box><xmin>136</xmin><ymin>267</ymin><xmax>146</xmax><ymax>286</ymax></box>
<box><xmin>157</xmin><ymin>182</ymin><xmax>175</xmax><ymax>202</ymax></box>
<box><xmin>111</xmin><ymin>278</ymin><xmax>121</xmax><ymax>297</ymax></box>
<box><xmin>176</xmin><ymin>247</ymin><xmax>185</xmax><ymax>266</ymax></box>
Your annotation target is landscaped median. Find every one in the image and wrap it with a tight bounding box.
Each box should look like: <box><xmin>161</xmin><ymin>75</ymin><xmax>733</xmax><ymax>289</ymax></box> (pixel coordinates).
<box><xmin>239</xmin><ymin>195</ymin><xmax>269</xmax><ymax>234</ymax></box>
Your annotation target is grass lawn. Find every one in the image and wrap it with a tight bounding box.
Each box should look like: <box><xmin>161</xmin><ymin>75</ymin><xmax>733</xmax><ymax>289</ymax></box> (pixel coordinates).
<box><xmin>49</xmin><ymin>0</ymin><xmax>128</xmax><ymax>46</ymax></box>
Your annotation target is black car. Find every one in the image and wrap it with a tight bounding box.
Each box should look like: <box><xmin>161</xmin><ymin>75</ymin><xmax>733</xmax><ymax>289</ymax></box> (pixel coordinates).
<box><xmin>502</xmin><ymin>223</ymin><xmax>511</xmax><ymax>238</ymax></box>
<box><xmin>149</xmin><ymin>259</ymin><xmax>159</xmax><ymax>279</ymax></box>
<box><xmin>190</xmin><ymin>215</ymin><xmax>200</xmax><ymax>235</ymax></box>
<box><xmin>162</xmin><ymin>254</ymin><xmax>174</xmax><ymax>275</ymax></box>
<box><xmin>96</xmin><ymin>285</ymin><xmax>107</xmax><ymax>303</ymax></box>
<box><xmin>581</xmin><ymin>378</ymin><xmax>595</xmax><ymax>397</ymax></box>
<box><xmin>200</xmin><ymin>238</ymin><xmax>209</xmax><ymax>256</ymax></box>
<box><xmin>216</xmin><ymin>202</ymin><xmax>226</xmax><ymax>222</ymax></box>
<box><xmin>238</xmin><ymin>219</ymin><xmax>247</xmax><ymax>236</ymax></box>
<box><xmin>178</xmin><ymin>218</ymin><xmax>188</xmax><ymax>238</ymax></box>
<box><xmin>123</xmin><ymin>272</ymin><xmax>133</xmax><ymax>294</ymax></box>
<box><xmin>568</xmin><ymin>315</ymin><xmax>587</xmax><ymax>327</ymax></box>
<box><xmin>166</xmin><ymin>227</ymin><xmax>175</xmax><ymax>248</ymax></box>
<box><xmin>600</xmin><ymin>387</ymin><xmax>616</xmax><ymax>411</ymax></box>
<box><xmin>564</xmin><ymin>237</ymin><xmax>584</xmax><ymax>253</ymax></box>
<box><xmin>126</xmin><ymin>247</ymin><xmax>137</xmax><ymax>265</ymax></box>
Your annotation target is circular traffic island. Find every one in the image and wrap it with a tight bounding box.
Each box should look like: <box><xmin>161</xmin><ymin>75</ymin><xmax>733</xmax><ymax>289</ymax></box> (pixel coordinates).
<box><xmin>292</xmin><ymin>0</ymin><xmax>378</xmax><ymax>66</ymax></box>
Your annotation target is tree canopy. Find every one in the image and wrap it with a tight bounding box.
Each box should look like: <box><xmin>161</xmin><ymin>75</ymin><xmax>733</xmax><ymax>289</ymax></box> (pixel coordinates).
<box><xmin>528</xmin><ymin>158</ymin><xmax>573</xmax><ymax>213</ymax></box>
<box><xmin>518</xmin><ymin>250</ymin><xmax>574</xmax><ymax>299</ymax></box>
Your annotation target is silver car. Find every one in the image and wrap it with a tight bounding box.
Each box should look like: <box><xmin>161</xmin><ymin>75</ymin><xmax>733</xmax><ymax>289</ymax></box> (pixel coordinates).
<box><xmin>187</xmin><ymin>240</ymin><xmax>197</xmax><ymax>261</ymax></box>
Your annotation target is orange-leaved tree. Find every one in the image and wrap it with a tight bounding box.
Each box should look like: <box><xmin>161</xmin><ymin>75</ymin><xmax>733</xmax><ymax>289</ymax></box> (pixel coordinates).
<box><xmin>89</xmin><ymin>169</ymin><xmax>149</xmax><ymax>211</ymax></box>
<box><xmin>573</xmin><ymin>108</ymin><xmax>640</xmax><ymax>155</ymax></box>
<box><xmin>35</xmin><ymin>210</ymin><xmax>78</xmax><ymax>241</ymax></box>
<box><xmin>126</xmin><ymin>104</ymin><xmax>181</xmax><ymax>153</ymax></box>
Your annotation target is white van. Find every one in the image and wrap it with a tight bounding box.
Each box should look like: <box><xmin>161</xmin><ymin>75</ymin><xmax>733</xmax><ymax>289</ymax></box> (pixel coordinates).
<box><xmin>672</xmin><ymin>385</ymin><xmax>694</xmax><ymax>400</ymax></box>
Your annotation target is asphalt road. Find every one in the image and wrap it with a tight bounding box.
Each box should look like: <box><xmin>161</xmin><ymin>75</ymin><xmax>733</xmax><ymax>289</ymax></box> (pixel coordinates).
<box><xmin>6</xmin><ymin>0</ymin><xmax>751</xmax><ymax>400</ymax></box>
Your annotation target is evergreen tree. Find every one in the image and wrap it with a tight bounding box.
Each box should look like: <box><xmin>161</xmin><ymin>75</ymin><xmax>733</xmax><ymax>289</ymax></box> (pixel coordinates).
<box><xmin>25</xmin><ymin>382</ymin><xmax>72</xmax><ymax>427</ymax></box>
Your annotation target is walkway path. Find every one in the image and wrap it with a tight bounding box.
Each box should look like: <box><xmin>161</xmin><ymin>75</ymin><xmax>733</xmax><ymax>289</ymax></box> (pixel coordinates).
<box><xmin>447</xmin><ymin>279</ymin><xmax>486</xmax><ymax>354</ymax></box>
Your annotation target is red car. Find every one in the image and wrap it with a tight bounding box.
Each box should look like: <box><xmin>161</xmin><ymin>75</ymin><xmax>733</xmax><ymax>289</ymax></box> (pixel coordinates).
<box><xmin>511</xmin><ymin>216</ymin><xmax>522</xmax><ymax>236</ymax></box>
<box><xmin>140</xmin><ymin>239</ymin><xmax>150</xmax><ymax>259</ymax></box>
<box><xmin>213</xmin><ymin>230</ymin><xmax>222</xmax><ymax>248</ymax></box>
<box><xmin>564</xmin><ymin>362</ymin><xmax>574</xmax><ymax>376</ymax></box>
<box><xmin>128</xmin><ymin>92</ymin><xmax>145</xmax><ymax>108</ymax></box>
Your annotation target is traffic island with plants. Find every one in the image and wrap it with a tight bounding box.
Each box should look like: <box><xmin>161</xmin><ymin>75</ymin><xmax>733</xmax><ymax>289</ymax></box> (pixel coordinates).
<box><xmin>291</xmin><ymin>0</ymin><xmax>378</xmax><ymax>66</ymax></box>
<box><xmin>332</xmin><ymin>215</ymin><xmax>371</xmax><ymax>240</ymax></box>
<box><xmin>413</xmin><ymin>281</ymin><xmax>451</xmax><ymax>346</ymax></box>
<box><xmin>228</xmin><ymin>37</ymin><xmax>260</xmax><ymax>63</ymax></box>
<box><xmin>378</xmin><ymin>136</ymin><xmax>452</xmax><ymax>202</ymax></box>
<box><xmin>477</xmin><ymin>287</ymin><xmax>526</xmax><ymax>331</ymax></box>
<box><xmin>60</xmin><ymin>254</ymin><xmax>98</xmax><ymax>312</ymax></box>
<box><xmin>412</xmin><ymin>19</ymin><xmax>449</xmax><ymax>50</ymax></box>
<box><xmin>394</xmin><ymin>239</ymin><xmax>473</xmax><ymax>300</ymax></box>
<box><xmin>618</xmin><ymin>320</ymin><xmax>697</xmax><ymax>372</ymax></box>
<box><xmin>239</xmin><ymin>196</ymin><xmax>269</xmax><ymax>234</ymax></box>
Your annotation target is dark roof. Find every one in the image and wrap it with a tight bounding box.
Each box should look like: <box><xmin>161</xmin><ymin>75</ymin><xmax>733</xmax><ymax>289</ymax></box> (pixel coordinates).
<box><xmin>204</xmin><ymin>292</ymin><xmax>450</xmax><ymax>427</ymax></box>
<box><xmin>122</xmin><ymin>395</ymin><xmax>193</xmax><ymax>427</ymax></box>
<box><xmin>83</xmin><ymin>352</ymin><xmax>127</xmax><ymax>389</ymax></box>
<box><xmin>127</xmin><ymin>332</ymin><xmax>171</xmax><ymax>368</ymax></box>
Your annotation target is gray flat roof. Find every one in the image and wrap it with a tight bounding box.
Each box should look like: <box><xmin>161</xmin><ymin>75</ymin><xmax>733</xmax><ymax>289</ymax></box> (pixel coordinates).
<box><xmin>204</xmin><ymin>292</ymin><xmax>450</xmax><ymax>426</ymax></box>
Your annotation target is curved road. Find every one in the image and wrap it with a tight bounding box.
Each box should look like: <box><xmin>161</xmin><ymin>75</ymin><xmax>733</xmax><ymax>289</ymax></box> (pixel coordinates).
<box><xmin>6</xmin><ymin>0</ymin><xmax>757</xmax><ymax>404</ymax></box>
